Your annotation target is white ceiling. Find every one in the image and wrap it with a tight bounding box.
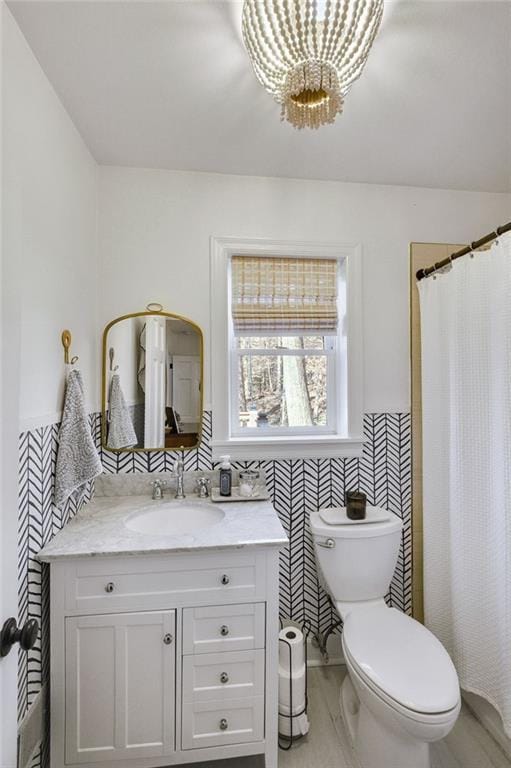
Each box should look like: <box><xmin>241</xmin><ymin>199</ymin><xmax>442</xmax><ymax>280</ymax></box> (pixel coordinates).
<box><xmin>8</xmin><ymin>0</ymin><xmax>511</xmax><ymax>192</ymax></box>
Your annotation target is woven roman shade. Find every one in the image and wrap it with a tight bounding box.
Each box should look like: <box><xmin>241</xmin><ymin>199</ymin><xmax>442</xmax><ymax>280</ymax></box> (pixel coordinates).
<box><xmin>231</xmin><ymin>255</ymin><xmax>338</xmax><ymax>333</ymax></box>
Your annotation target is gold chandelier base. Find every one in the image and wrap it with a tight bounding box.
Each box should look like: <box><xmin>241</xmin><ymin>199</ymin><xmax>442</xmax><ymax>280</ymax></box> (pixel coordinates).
<box><xmin>281</xmin><ymin>61</ymin><xmax>343</xmax><ymax>129</ymax></box>
<box><xmin>290</xmin><ymin>88</ymin><xmax>329</xmax><ymax>106</ymax></box>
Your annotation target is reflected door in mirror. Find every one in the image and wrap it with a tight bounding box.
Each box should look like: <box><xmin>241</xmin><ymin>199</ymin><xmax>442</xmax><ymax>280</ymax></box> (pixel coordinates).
<box><xmin>102</xmin><ymin>312</ymin><xmax>203</xmax><ymax>452</ymax></box>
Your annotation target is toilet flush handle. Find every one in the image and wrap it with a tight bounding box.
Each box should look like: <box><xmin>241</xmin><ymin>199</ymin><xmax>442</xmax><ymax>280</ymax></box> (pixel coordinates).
<box><xmin>317</xmin><ymin>538</ymin><xmax>335</xmax><ymax>549</ymax></box>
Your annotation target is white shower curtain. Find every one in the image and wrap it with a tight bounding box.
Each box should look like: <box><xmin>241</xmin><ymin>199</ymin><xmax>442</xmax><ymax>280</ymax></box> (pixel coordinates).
<box><xmin>419</xmin><ymin>232</ymin><xmax>511</xmax><ymax>735</ymax></box>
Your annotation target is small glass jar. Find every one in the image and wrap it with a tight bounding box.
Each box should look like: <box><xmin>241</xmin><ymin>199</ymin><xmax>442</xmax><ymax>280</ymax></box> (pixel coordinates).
<box><xmin>345</xmin><ymin>490</ymin><xmax>367</xmax><ymax>520</ymax></box>
<box><xmin>238</xmin><ymin>470</ymin><xmax>260</xmax><ymax>498</ymax></box>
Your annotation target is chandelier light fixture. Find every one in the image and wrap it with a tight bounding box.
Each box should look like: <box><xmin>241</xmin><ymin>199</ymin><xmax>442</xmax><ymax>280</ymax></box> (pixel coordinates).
<box><xmin>242</xmin><ymin>0</ymin><xmax>384</xmax><ymax>130</ymax></box>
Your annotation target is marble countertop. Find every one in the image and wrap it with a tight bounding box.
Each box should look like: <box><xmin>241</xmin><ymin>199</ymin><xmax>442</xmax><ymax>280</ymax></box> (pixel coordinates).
<box><xmin>38</xmin><ymin>474</ymin><xmax>287</xmax><ymax>562</ymax></box>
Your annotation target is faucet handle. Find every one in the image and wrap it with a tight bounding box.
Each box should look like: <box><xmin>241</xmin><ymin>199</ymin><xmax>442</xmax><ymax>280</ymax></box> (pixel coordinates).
<box><xmin>151</xmin><ymin>479</ymin><xmax>167</xmax><ymax>488</ymax></box>
<box><xmin>150</xmin><ymin>479</ymin><xmax>167</xmax><ymax>499</ymax></box>
<box><xmin>196</xmin><ymin>476</ymin><xmax>211</xmax><ymax>498</ymax></box>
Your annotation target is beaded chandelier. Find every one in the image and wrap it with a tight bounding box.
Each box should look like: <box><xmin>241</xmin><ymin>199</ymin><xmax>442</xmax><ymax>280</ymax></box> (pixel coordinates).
<box><xmin>242</xmin><ymin>0</ymin><xmax>384</xmax><ymax>130</ymax></box>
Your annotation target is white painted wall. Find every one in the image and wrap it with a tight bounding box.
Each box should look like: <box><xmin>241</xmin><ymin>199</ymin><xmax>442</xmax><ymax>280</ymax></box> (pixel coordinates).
<box><xmin>0</xmin><ymin>8</ymin><xmax>18</xmax><ymax>766</ymax></box>
<box><xmin>2</xmin><ymin>11</ymin><xmax>98</xmax><ymax>760</ymax></box>
<box><xmin>3</xmin><ymin>8</ymin><xmax>99</xmax><ymax>432</ymax></box>
<box><xmin>98</xmin><ymin>167</ymin><xmax>510</xmax><ymax>412</ymax></box>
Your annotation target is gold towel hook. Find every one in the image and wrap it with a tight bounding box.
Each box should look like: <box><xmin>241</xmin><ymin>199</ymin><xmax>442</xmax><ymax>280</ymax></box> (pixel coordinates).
<box><xmin>61</xmin><ymin>329</ymin><xmax>79</xmax><ymax>365</ymax></box>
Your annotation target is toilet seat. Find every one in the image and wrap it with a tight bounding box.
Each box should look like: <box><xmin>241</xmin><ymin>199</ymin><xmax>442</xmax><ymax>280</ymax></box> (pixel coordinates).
<box><xmin>344</xmin><ymin>651</ymin><xmax>460</xmax><ymax>731</ymax></box>
<box><xmin>342</xmin><ymin>606</ymin><xmax>460</xmax><ymax>718</ymax></box>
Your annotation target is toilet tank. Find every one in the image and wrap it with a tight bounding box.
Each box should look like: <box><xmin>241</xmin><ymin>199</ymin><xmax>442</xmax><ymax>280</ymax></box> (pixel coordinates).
<box><xmin>310</xmin><ymin>510</ymin><xmax>403</xmax><ymax>603</ymax></box>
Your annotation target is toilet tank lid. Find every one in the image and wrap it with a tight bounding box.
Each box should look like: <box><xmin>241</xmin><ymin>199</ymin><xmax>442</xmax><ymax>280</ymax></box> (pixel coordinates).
<box><xmin>343</xmin><ymin>607</ymin><xmax>460</xmax><ymax>714</ymax></box>
<box><xmin>319</xmin><ymin>506</ymin><xmax>391</xmax><ymax>526</ymax></box>
<box><xmin>310</xmin><ymin>510</ymin><xmax>402</xmax><ymax>538</ymax></box>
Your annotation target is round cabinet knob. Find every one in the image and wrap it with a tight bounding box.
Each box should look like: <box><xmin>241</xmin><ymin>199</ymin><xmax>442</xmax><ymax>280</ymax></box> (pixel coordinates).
<box><xmin>220</xmin><ymin>574</ymin><xmax>230</xmax><ymax>585</ymax></box>
<box><xmin>163</xmin><ymin>633</ymin><xmax>173</xmax><ymax>645</ymax></box>
<box><xmin>0</xmin><ymin>617</ymin><xmax>39</xmax><ymax>658</ymax></box>
<box><xmin>220</xmin><ymin>672</ymin><xmax>229</xmax><ymax>684</ymax></box>
<box><xmin>220</xmin><ymin>625</ymin><xmax>229</xmax><ymax>637</ymax></box>
<box><xmin>219</xmin><ymin>718</ymin><xmax>228</xmax><ymax>731</ymax></box>
<box><xmin>105</xmin><ymin>582</ymin><xmax>115</xmax><ymax>593</ymax></box>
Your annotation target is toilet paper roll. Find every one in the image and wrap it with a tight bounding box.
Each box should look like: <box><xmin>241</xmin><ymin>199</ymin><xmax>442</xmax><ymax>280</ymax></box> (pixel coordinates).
<box><xmin>279</xmin><ymin>624</ymin><xmax>307</xmax><ymax>729</ymax></box>
<box><xmin>278</xmin><ymin>626</ymin><xmax>305</xmax><ymax>675</ymax></box>
<box><xmin>279</xmin><ymin>667</ymin><xmax>306</xmax><ymax>716</ymax></box>
<box><xmin>279</xmin><ymin>711</ymin><xmax>310</xmax><ymax>739</ymax></box>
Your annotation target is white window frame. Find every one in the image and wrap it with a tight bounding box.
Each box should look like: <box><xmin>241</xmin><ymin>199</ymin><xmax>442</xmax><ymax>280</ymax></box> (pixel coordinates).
<box><xmin>210</xmin><ymin>236</ymin><xmax>364</xmax><ymax>460</ymax></box>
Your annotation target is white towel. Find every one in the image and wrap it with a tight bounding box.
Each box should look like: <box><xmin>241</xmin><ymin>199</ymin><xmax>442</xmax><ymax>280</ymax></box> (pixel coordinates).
<box><xmin>54</xmin><ymin>369</ymin><xmax>103</xmax><ymax>510</ymax></box>
<box><xmin>107</xmin><ymin>374</ymin><xmax>138</xmax><ymax>449</ymax></box>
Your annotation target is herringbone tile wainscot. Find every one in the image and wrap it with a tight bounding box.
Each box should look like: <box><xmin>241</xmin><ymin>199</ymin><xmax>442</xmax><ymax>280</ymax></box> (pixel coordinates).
<box><xmin>17</xmin><ymin>409</ymin><xmax>410</xmax><ymax>768</ymax></box>
<box><xmin>17</xmin><ymin>418</ymin><xmax>99</xmax><ymax>768</ymax></box>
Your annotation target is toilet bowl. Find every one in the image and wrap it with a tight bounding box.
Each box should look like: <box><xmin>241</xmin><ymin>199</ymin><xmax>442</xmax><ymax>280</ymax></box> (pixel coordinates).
<box><xmin>310</xmin><ymin>507</ymin><xmax>460</xmax><ymax>768</ymax></box>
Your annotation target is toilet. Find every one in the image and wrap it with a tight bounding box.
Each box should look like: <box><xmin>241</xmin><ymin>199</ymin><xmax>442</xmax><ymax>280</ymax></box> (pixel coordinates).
<box><xmin>311</xmin><ymin>506</ymin><xmax>460</xmax><ymax>768</ymax></box>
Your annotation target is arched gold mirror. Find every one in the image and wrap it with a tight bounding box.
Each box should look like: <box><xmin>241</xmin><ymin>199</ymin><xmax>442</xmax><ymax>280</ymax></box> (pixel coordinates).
<box><xmin>102</xmin><ymin>307</ymin><xmax>203</xmax><ymax>451</ymax></box>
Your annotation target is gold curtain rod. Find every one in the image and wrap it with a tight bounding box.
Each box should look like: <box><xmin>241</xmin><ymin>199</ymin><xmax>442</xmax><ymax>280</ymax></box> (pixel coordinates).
<box><xmin>416</xmin><ymin>221</ymin><xmax>511</xmax><ymax>281</ymax></box>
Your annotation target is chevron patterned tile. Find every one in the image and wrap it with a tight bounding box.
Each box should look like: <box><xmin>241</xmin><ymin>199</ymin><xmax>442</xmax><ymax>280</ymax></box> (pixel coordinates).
<box><xmin>163</xmin><ymin>449</ymin><xmax>180</xmax><ymax>472</ymax></box>
<box><xmin>198</xmin><ymin>411</ymin><xmax>212</xmax><ymax>470</ymax></box>
<box><xmin>330</xmin><ymin>457</ymin><xmax>345</xmax><ymax>507</ymax></box>
<box><xmin>101</xmin><ymin>447</ymin><xmax>134</xmax><ymax>473</ymax></box>
<box><xmin>303</xmin><ymin>460</ymin><xmax>324</xmax><ymax>631</ymax></box>
<box><xmin>183</xmin><ymin>449</ymin><xmax>199</xmax><ymax>471</ymax></box>
<box><xmin>27</xmin><ymin>747</ymin><xmax>41</xmax><ymax>768</ymax></box>
<box><xmin>17</xmin><ymin>408</ymin><xmax>413</xmax><ymax>757</ymax></box>
<box><xmin>17</xmin><ymin>417</ymin><xmax>97</xmax><ymax>728</ymax></box>
<box><xmin>343</xmin><ymin>456</ymin><xmax>361</xmax><ymax>498</ymax></box>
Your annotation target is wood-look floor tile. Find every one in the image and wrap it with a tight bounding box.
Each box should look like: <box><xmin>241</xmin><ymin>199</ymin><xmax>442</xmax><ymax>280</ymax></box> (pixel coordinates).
<box><xmin>432</xmin><ymin>704</ymin><xmax>511</xmax><ymax>768</ymax></box>
<box><xmin>174</xmin><ymin>665</ymin><xmax>511</xmax><ymax>768</ymax></box>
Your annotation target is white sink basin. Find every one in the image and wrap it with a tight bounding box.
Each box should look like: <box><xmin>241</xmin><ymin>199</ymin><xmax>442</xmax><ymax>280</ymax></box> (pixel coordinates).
<box><xmin>125</xmin><ymin>502</ymin><xmax>225</xmax><ymax>536</ymax></box>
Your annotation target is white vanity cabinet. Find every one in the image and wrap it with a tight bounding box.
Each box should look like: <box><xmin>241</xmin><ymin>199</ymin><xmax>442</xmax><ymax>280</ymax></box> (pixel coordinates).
<box><xmin>48</xmin><ymin>547</ymin><xmax>280</xmax><ymax>768</ymax></box>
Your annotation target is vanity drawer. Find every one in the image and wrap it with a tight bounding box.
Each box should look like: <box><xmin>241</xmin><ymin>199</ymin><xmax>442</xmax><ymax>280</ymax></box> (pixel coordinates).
<box><xmin>181</xmin><ymin>696</ymin><xmax>264</xmax><ymax>750</ymax></box>
<box><xmin>182</xmin><ymin>603</ymin><xmax>265</xmax><ymax>655</ymax></box>
<box><xmin>64</xmin><ymin>553</ymin><xmax>265</xmax><ymax>614</ymax></box>
<box><xmin>182</xmin><ymin>649</ymin><xmax>265</xmax><ymax>703</ymax></box>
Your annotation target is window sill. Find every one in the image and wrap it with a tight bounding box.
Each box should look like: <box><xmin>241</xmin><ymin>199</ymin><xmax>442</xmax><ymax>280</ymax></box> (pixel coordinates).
<box><xmin>211</xmin><ymin>435</ymin><xmax>365</xmax><ymax>461</ymax></box>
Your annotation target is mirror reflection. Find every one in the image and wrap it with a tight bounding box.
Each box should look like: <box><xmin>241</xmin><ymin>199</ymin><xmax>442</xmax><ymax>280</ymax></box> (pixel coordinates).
<box><xmin>103</xmin><ymin>313</ymin><xmax>203</xmax><ymax>451</ymax></box>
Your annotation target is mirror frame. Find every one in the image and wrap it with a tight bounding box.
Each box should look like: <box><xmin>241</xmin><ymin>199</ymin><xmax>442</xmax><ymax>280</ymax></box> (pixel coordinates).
<box><xmin>101</xmin><ymin>309</ymin><xmax>204</xmax><ymax>453</ymax></box>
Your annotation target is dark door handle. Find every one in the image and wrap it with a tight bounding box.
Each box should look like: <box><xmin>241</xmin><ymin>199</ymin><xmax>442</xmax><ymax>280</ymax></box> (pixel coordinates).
<box><xmin>0</xmin><ymin>618</ymin><xmax>39</xmax><ymax>658</ymax></box>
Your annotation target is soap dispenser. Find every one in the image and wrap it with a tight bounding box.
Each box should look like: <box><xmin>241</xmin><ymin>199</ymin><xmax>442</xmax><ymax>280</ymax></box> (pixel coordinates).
<box><xmin>219</xmin><ymin>455</ymin><xmax>232</xmax><ymax>497</ymax></box>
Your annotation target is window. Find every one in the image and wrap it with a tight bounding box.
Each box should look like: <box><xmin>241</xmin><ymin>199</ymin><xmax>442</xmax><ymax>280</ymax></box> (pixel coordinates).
<box><xmin>210</xmin><ymin>238</ymin><xmax>364</xmax><ymax>460</ymax></box>
<box><xmin>235</xmin><ymin>335</ymin><xmax>334</xmax><ymax>432</ymax></box>
<box><xmin>230</xmin><ymin>255</ymin><xmax>338</xmax><ymax>436</ymax></box>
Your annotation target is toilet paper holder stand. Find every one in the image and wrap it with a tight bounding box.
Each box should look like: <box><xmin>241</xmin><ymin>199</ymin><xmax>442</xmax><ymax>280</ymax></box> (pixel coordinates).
<box><xmin>278</xmin><ymin>618</ymin><xmax>311</xmax><ymax>751</ymax></box>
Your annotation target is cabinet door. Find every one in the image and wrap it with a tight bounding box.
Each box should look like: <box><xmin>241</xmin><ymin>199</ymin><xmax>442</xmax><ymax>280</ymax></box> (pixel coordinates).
<box><xmin>65</xmin><ymin>611</ymin><xmax>175</xmax><ymax>764</ymax></box>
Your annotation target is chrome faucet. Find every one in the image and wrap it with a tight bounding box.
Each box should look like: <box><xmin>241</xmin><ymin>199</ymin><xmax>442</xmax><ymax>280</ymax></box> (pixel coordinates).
<box><xmin>151</xmin><ymin>479</ymin><xmax>167</xmax><ymax>500</ymax></box>
<box><xmin>174</xmin><ymin>455</ymin><xmax>186</xmax><ymax>499</ymax></box>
